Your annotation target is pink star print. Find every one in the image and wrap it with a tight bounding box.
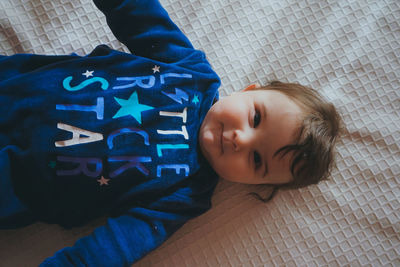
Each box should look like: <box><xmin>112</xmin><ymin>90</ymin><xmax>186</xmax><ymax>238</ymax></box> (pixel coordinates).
<box><xmin>152</xmin><ymin>65</ymin><xmax>160</xmax><ymax>73</ymax></box>
<box><xmin>97</xmin><ymin>176</ymin><xmax>110</xmax><ymax>186</ymax></box>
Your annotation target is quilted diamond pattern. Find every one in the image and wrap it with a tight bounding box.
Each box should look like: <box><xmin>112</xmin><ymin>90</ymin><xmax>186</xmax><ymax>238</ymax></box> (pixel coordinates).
<box><xmin>0</xmin><ymin>0</ymin><xmax>399</xmax><ymax>266</ymax></box>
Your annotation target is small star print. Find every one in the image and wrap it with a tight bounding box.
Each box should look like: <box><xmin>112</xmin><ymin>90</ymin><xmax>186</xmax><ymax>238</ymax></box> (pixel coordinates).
<box><xmin>97</xmin><ymin>176</ymin><xmax>110</xmax><ymax>186</ymax></box>
<box><xmin>152</xmin><ymin>65</ymin><xmax>160</xmax><ymax>73</ymax></box>
<box><xmin>82</xmin><ymin>70</ymin><xmax>94</xmax><ymax>78</ymax></box>
<box><xmin>192</xmin><ymin>94</ymin><xmax>200</xmax><ymax>104</ymax></box>
<box><xmin>48</xmin><ymin>161</ymin><xmax>56</xmax><ymax>169</ymax></box>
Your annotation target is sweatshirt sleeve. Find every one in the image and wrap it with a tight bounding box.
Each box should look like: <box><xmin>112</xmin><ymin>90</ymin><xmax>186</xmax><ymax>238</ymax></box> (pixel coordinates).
<box><xmin>39</xmin><ymin>176</ymin><xmax>216</xmax><ymax>267</ymax></box>
<box><xmin>93</xmin><ymin>0</ymin><xmax>196</xmax><ymax>63</ymax></box>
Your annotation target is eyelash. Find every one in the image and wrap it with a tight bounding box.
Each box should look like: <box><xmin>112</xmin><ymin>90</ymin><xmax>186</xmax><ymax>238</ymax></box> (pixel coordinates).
<box><xmin>252</xmin><ymin>107</ymin><xmax>262</xmax><ymax>169</ymax></box>
<box><xmin>253</xmin><ymin>108</ymin><xmax>261</xmax><ymax>128</ymax></box>
<box><xmin>254</xmin><ymin>151</ymin><xmax>262</xmax><ymax>169</ymax></box>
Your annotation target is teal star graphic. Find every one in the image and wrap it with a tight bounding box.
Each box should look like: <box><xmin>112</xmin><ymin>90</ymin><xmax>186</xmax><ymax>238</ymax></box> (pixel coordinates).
<box><xmin>113</xmin><ymin>91</ymin><xmax>154</xmax><ymax>124</ymax></box>
<box><xmin>48</xmin><ymin>161</ymin><xmax>56</xmax><ymax>169</ymax></box>
<box><xmin>192</xmin><ymin>94</ymin><xmax>200</xmax><ymax>104</ymax></box>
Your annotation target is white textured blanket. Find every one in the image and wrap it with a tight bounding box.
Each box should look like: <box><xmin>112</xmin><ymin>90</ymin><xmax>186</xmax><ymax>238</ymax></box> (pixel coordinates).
<box><xmin>1</xmin><ymin>0</ymin><xmax>399</xmax><ymax>266</ymax></box>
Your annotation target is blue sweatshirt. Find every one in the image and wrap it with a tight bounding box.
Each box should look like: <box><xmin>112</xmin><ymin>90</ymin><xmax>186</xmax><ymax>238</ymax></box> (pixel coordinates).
<box><xmin>0</xmin><ymin>0</ymin><xmax>221</xmax><ymax>265</ymax></box>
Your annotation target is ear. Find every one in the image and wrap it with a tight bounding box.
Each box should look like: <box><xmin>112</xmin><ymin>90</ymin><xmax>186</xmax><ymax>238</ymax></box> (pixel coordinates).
<box><xmin>243</xmin><ymin>83</ymin><xmax>261</xmax><ymax>91</ymax></box>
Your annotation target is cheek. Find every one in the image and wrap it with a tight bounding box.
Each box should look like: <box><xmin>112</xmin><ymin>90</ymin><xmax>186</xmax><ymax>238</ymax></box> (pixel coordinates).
<box><xmin>213</xmin><ymin>154</ymin><xmax>248</xmax><ymax>179</ymax></box>
<box><xmin>213</xmin><ymin>98</ymin><xmax>247</xmax><ymax>123</ymax></box>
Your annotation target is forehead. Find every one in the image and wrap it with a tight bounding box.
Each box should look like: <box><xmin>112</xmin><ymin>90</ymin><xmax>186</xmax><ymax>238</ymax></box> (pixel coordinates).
<box><xmin>246</xmin><ymin>89</ymin><xmax>296</xmax><ymax>104</ymax></box>
<box><xmin>253</xmin><ymin>90</ymin><xmax>303</xmax><ymax>184</ymax></box>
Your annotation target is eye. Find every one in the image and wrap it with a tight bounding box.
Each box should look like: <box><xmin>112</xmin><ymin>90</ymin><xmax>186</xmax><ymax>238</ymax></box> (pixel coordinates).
<box><xmin>254</xmin><ymin>151</ymin><xmax>262</xmax><ymax>169</ymax></box>
<box><xmin>253</xmin><ymin>108</ymin><xmax>261</xmax><ymax>128</ymax></box>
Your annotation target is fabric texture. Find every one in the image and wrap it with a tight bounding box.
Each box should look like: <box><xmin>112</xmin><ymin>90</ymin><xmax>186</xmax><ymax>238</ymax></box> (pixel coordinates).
<box><xmin>0</xmin><ymin>0</ymin><xmax>220</xmax><ymax>266</ymax></box>
<box><xmin>0</xmin><ymin>0</ymin><xmax>399</xmax><ymax>266</ymax></box>
<box><xmin>0</xmin><ymin>147</ymin><xmax>34</xmax><ymax>228</ymax></box>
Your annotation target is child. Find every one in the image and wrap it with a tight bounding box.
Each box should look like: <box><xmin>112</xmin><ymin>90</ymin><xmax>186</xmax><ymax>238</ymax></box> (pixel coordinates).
<box><xmin>0</xmin><ymin>0</ymin><xmax>340</xmax><ymax>266</ymax></box>
<box><xmin>199</xmin><ymin>80</ymin><xmax>341</xmax><ymax>202</ymax></box>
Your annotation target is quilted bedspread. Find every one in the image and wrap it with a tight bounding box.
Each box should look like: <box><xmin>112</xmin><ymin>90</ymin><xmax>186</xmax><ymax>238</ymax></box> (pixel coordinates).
<box><xmin>0</xmin><ymin>0</ymin><xmax>399</xmax><ymax>266</ymax></box>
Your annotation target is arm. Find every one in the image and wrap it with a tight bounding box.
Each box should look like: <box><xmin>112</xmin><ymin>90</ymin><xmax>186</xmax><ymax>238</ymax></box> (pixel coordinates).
<box><xmin>40</xmin><ymin>175</ymin><xmax>217</xmax><ymax>267</ymax></box>
<box><xmin>93</xmin><ymin>0</ymin><xmax>196</xmax><ymax>63</ymax></box>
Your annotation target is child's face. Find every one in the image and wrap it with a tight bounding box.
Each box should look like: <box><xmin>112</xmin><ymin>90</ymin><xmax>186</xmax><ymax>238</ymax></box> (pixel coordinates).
<box><xmin>199</xmin><ymin>86</ymin><xmax>303</xmax><ymax>185</ymax></box>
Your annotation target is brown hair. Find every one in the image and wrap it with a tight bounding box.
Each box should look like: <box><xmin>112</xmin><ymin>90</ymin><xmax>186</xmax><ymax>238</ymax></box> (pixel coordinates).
<box><xmin>249</xmin><ymin>81</ymin><xmax>342</xmax><ymax>202</ymax></box>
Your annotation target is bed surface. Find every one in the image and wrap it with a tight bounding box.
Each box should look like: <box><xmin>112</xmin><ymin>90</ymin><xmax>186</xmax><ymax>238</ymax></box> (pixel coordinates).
<box><xmin>1</xmin><ymin>0</ymin><xmax>399</xmax><ymax>266</ymax></box>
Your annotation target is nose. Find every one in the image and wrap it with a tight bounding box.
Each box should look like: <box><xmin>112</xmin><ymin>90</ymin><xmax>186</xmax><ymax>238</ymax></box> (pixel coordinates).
<box><xmin>224</xmin><ymin>129</ymin><xmax>251</xmax><ymax>152</ymax></box>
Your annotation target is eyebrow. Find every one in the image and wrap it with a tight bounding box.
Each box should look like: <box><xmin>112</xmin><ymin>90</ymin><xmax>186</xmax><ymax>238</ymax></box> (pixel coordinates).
<box><xmin>263</xmin><ymin>160</ymin><xmax>269</xmax><ymax>178</ymax></box>
<box><xmin>261</xmin><ymin>103</ymin><xmax>269</xmax><ymax>178</ymax></box>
